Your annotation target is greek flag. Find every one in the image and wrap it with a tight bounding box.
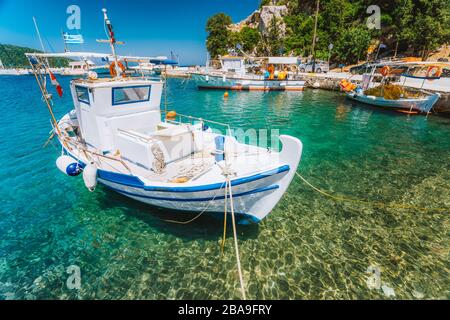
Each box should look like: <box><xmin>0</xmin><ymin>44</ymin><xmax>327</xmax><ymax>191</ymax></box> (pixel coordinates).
<box><xmin>63</xmin><ymin>33</ymin><xmax>84</xmax><ymax>45</ymax></box>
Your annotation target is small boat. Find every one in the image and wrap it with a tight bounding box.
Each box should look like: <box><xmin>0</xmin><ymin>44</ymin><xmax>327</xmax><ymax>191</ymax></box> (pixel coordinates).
<box><xmin>345</xmin><ymin>89</ymin><xmax>440</xmax><ymax>113</ymax></box>
<box><xmin>25</xmin><ymin>9</ymin><xmax>303</xmax><ymax>224</ymax></box>
<box><xmin>342</xmin><ymin>63</ymin><xmax>441</xmax><ymax>114</ymax></box>
<box><xmin>191</xmin><ymin>56</ymin><xmax>306</xmax><ymax>91</ymax></box>
<box><xmin>0</xmin><ymin>58</ymin><xmax>29</xmax><ymax>75</ymax></box>
<box><xmin>59</xmin><ymin>60</ymin><xmax>110</xmax><ymax>76</ymax></box>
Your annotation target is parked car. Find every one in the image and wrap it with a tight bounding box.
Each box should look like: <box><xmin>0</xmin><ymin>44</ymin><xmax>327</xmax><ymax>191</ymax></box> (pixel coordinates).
<box><xmin>298</xmin><ymin>60</ymin><xmax>329</xmax><ymax>73</ymax></box>
<box><xmin>349</xmin><ymin>62</ymin><xmax>373</xmax><ymax>75</ymax></box>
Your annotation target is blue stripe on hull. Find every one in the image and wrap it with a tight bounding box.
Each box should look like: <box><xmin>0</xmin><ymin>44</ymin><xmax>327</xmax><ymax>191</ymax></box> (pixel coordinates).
<box><xmin>63</xmin><ymin>147</ymin><xmax>289</xmax><ymax>194</ymax></box>
<box><xmin>102</xmin><ymin>183</ymin><xmax>279</xmax><ymax>202</ymax></box>
<box><xmin>96</xmin><ymin>165</ymin><xmax>289</xmax><ymax>193</ymax></box>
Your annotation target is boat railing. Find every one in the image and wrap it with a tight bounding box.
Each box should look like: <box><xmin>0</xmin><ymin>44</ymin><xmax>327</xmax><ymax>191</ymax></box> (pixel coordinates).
<box><xmin>164</xmin><ymin>112</ymin><xmax>232</xmax><ymax>136</ymax></box>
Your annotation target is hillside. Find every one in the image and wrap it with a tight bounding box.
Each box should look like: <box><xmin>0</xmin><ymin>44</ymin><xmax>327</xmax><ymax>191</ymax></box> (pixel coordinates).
<box><xmin>206</xmin><ymin>0</ymin><xmax>450</xmax><ymax>64</ymax></box>
<box><xmin>0</xmin><ymin>44</ymin><xmax>69</xmax><ymax>68</ymax></box>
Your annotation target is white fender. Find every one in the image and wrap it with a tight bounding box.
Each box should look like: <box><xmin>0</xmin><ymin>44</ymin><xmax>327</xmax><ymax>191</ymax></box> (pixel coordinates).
<box><xmin>83</xmin><ymin>162</ymin><xmax>98</xmax><ymax>192</ymax></box>
<box><xmin>56</xmin><ymin>155</ymin><xmax>82</xmax><ymax>176</ymax></box>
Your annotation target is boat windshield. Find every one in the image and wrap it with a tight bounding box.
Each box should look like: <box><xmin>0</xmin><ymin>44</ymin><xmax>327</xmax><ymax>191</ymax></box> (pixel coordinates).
<box><xmin>112</xmin><ymin>85</ymin><xmax>151</xmax><ymax>105</ymax></box>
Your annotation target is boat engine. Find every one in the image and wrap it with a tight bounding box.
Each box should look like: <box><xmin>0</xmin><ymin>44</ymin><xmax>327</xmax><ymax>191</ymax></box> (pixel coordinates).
<box><xmin>56</xmin><ymin>155</ymin><xmax>82</xmax><ymax>176</ymax></box>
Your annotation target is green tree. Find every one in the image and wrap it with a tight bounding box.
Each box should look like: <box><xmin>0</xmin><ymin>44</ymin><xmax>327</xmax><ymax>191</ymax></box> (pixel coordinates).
<box><xmin>334</xmin><ymin>26</ymin><xmax>371</xmax><ymax>63</ymax></box>
<box><xmin>0</xmin><ymin>44</ymin><xmax>69</xmax><ymax>68</ymax></box>
<box><xmin>206</xmin><ymin>13</ymin><xmax>232</xmax><ymax>58</ymax></box>
<box><xmin>240</xmin><ymin>27</ymin><xmax>261</xmax><ymax>53</ymax></box>
<box><xmin>391</xmin><ymin>0</ymin><xmax>414</xmax><ymax>56</ymax></box>
<box><xmin>265</xmin><ymin>17</ymin><xmax>284</xmax><ymax>55</ymax></box>
<box><xmin>411</xmin><ymin>0</ymin><xmax>450</xmax><ymax>59</ymax></box>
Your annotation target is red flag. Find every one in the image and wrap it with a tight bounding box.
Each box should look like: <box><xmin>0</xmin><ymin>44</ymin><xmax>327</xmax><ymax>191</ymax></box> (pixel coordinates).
<box><xmin>49</xmin><ymin>70</ymin><xmax>63</xmax><ymax>97</ymax></box>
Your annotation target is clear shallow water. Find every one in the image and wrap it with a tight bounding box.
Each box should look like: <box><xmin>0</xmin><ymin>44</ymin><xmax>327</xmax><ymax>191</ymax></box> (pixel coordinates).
<box><xmin>0</xmin><ymin>75</ymin><xmax>449</xmax><ymax>300</ymax></box>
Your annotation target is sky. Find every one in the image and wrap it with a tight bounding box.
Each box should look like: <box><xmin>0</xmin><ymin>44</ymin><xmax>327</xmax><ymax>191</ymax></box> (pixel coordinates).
<box><xmin>0</xmin><ymin>0</ymin><xmax>260</xmax><ymax>65</ymax></box>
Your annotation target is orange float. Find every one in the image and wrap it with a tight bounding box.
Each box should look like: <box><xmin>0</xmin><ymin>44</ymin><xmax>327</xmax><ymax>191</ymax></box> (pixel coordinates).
<box><xmin>339</xmin><ymin>79</ymin><xmax>356</xmax><ymax>92</ymax></box>
<box><xmin>166</xmin><ymin>110</ymin><xmax>177</xmax><ymax>120</ymax></box>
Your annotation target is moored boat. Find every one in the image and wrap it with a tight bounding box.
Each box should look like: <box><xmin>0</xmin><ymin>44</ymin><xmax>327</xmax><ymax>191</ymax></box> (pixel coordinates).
<box><xmin>191</xmin><ymin>56</ymin><xmax>306</xmax><ymax>91</ymax></box>
<box><xmin>345</xmin><ymin>89</ymin><xmax>440</xmax><ymax>114</ymax></box>
<box><xmin>25</xmin><ymin>9</ymin><xmax>303</xmax><ymax>224</ymax></box>
<box><xmin>342</xmin><ymin>63</ymin><xmax>441</xmax><ymax>114</ymax></box>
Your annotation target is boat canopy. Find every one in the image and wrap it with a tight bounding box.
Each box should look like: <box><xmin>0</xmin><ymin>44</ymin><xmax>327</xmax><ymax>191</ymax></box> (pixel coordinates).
<box><xmin>268</xmin><ymin>57</ymin><xmax>299</xmax><ymax>65</ymax></box>
<box><xmin>25</xmin><ymin>52</ymin><xmax>171</xmax><ymax>64</ymax></box>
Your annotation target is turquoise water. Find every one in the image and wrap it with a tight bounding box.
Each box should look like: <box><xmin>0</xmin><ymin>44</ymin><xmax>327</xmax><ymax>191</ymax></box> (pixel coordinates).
<box><xmin>0</xmin><ymin>75</ymin><xmax>449</xmax><ymax>300</ymax></box>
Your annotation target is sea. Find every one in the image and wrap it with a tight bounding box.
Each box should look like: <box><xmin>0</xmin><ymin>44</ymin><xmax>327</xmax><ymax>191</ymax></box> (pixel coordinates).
<box><xmin>0</xmin><ymin>75</ymin><xmax>449</xmax><ymax>299</ymax></box>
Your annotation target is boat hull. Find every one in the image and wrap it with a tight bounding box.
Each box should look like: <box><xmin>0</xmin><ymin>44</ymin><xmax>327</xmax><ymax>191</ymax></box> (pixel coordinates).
<box><xmin>191</xmin><ymin>73</ymin><xmax>305</xmax><ymax>91</ymax></box>
<box><xmin>346</xmin><ymin>91</ymin><xmax>441</xmax><ymax>113</ymax></box>
<box><xmin>61</xmin><ymin>135</ymin><xmax>303</xmax><ymax>224</ymax></box>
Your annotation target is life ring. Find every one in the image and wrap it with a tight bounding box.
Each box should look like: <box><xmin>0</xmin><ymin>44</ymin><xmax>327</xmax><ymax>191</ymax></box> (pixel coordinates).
<box><xmin>380</xmin><ymin>66</ymin><xmax>390</xmax><ymax>77</ymax></box>
<box><xmin>290</xmin><ymin>65</ymin><xmax>298</xmax><ymax>72</ymax></box>
<box><xmin>109</xmin><ymin>61</ymin><xmax>126</xmax><ymax>78</ymax></box>
<box><xmin>426</xmin><ymin>66</ymin><xmax>442</xmax><ymax>78</ymax></box>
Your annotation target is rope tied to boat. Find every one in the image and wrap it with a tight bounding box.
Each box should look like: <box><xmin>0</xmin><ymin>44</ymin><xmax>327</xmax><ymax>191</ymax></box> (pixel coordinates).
<box><xmin>295</xmin><ymin>172</ymin><xmax>449</xmax><ymax>213</ymax></box>
<box><xmin>161</xmin><ymin>182</ymin><xmax>225</xmax><ymax>225</ymax></box>
<box><xmin>225</xmin><ymin>176</ymin><xmax>247</xmax><ymax>300</ymax></box>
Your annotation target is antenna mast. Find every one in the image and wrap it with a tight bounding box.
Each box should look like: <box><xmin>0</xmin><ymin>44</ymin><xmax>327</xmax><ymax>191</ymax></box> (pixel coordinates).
<box><xmin>97</xmin><ymin>8</ymin><xmax>124</xmax><ymax>77</ymax></box>
<box><xmin>32</xmin><ymin>17</ymin><xmax>50</xmax><ymax>67</ymax></box>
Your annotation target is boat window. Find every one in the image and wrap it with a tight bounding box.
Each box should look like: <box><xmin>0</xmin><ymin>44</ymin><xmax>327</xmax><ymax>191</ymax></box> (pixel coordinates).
<box><xmin>112</xmin><ymin>85</ymin><xmax>151</xmax><ymax>106</ymax></box>
<box><xmin>75</xmin><ymin>86</ymin><xmax>90</xmax><ymax>105</ymax></box>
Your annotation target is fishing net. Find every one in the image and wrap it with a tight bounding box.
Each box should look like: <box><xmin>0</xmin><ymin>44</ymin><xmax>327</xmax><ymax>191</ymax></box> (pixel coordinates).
<box><xmin>364</xmin><ymin>84</ymin><xmax>425</xmax><ymax>100</ymax></box>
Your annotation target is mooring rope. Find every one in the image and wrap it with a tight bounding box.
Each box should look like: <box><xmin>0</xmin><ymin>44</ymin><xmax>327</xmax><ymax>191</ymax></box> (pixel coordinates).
<box><xmin>295</xmin><ymin>172</ymin><xmax>449</xmax><ymax>213</ymax></box>
<box><xmin>226</xmin><ymin>177</ymin><xmax>247</xmax><ymax>300</ymax></box>
<box><xmin>161</xmin><ymin>182</ymin><xmax>225</xmax><ymax>224</ymax></box>
<box><xmin>220</xmin><ymin>180</ymin><xmax>228</xmax><ymax>255</ymax></box>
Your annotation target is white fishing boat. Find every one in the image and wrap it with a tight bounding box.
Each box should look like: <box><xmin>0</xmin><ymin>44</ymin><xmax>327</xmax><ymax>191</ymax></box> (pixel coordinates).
<box><xmin>191</xmin><ymin>56</ymin><xmax>305</xmax><ymax>91</ymax></box>
<box><xmin>26</xmin><ymin>9</ymin><xmax>303</xmax><ymax>224</ymax></box>
<box><xmin>129</xmin><ymin>62</ymin><xmax>156</xmax><ymax>75</ymax></box>
<box><xmin>60</xmin><ymin>60</ymin><xmax>104</xmax><ymax>76</ymax></box>
<box><xmin>342</xmin><ymin>63</ymin><xmax>441</xmax><ymax>114</ymax></box>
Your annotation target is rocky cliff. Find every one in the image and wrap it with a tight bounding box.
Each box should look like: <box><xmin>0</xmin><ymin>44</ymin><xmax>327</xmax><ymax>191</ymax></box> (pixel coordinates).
<box><xmin>228</xmin><ymin>5</ymin><xmax>288</xmax><ymax>36</ymax></box>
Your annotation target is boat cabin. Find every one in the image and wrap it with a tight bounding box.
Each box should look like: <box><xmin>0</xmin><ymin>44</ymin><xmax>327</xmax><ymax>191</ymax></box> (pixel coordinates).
<box><xmin>219</xmin><ymin>56</ymin><xmax>246</xmax><ymax>75</ymax></box>
<box><xmin>71</xmin><ymin>78</ymin><xmax>162</xmax><ymax>151</ymax></box>
<box><xmin>70</xmin><ymin>78</ymin><xmax>202</xmax><ymax>171</ymax></box>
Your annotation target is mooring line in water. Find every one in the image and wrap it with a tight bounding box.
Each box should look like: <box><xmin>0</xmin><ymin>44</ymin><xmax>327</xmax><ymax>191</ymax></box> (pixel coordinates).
<box><xmin>220</xmin><ymin>180</ymin><xmax>228</xmax><ymax>255</ymax></box>
<box><xmin>161</xmin><ymin>183</ymin><xmax>225</xmax><ymax>225</ymax></box>
<box><xmin>296</xmin><ymin>172</ymin><xmax>449</xmax><ymax>212</ymax></box>
<box><xmin>226</xmin><ymin>177</ymin><xmax>247</xmax><ymax>300</ymax></box>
